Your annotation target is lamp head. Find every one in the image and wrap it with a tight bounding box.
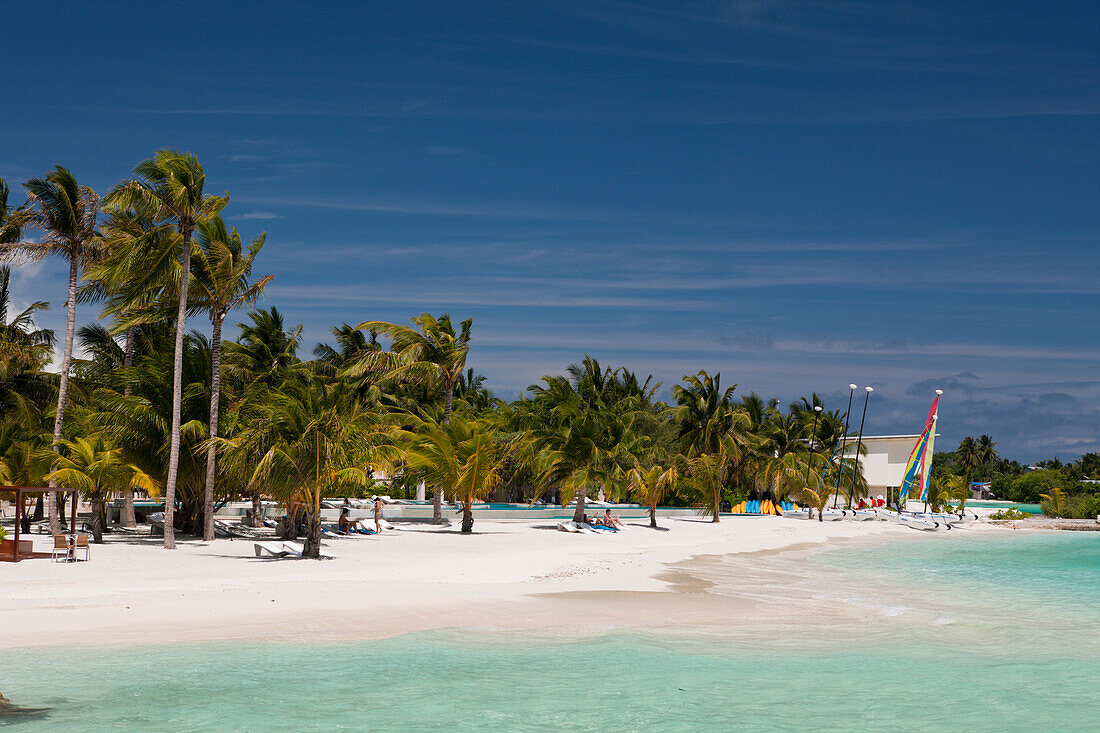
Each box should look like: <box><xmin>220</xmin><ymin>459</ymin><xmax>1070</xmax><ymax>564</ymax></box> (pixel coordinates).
<box><xmin>814</xmin><ymin>405</ymin><xmax>822</xmax><ymax>412</ymax></box>
<box><xmin>848</xmin><ymin>383</ymin><xmax>858</xmax><ymax>390</ymax></box>
<box><xmin>865</xmin><ymin>386</ymin><xmax>874</xmax><ymax>392</ymax></box>
<box><xmin>935</xmin><ymin>389</ymin><xmax>944</xmax><ymax>395</ymax></box>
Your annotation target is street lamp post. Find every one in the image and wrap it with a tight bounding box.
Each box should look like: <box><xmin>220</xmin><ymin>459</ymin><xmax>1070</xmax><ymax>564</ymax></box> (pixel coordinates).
<box><xmin>831</xmin><ymin>384</ymin><xmax>857</xmax><ymax>509</ymax></box>
<box><xmin>846</xmin><ymin>387</ymin><xmax>874</xmax><ymax>508</ymax></box>
<box><xmin>805</xmin><ymin>405</ymin><xmax>823</xmax><ymax>486</ymax></box>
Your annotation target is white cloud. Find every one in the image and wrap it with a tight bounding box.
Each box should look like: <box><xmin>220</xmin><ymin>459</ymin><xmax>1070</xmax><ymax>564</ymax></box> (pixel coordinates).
<box><xmin>231</xmin><ymin>211</ymin><xmax>285</xmax><ymax>221</ymax></box>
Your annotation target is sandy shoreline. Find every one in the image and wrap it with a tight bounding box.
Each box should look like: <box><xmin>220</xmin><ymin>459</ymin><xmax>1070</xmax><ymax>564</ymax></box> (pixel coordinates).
<box><xmin>0</xmin><ymin>517</ymin><xmax>1008</xmax><ymax>650</ymax></box>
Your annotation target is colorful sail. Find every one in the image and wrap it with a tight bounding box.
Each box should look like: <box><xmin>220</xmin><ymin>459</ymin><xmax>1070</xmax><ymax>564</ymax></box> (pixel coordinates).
<box><xmin>919</xmin><ymin>407</ymin><xmax>938</xmax><ymax>501</ymax></box>
<box><xmin>898</xmin><ymin>395</ymin><xmax>939</xmax><ymax>502</ymax></box>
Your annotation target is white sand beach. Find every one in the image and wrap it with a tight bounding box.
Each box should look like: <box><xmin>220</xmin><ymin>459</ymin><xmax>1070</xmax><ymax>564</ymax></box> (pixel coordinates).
<box><xmin>0</xmin><ymin>517</ymin><xmax>1006</xmax><ymax>649</ymax></box>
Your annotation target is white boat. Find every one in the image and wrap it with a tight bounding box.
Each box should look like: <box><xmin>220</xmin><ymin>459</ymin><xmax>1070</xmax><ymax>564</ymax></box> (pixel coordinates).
<box><xmin>874</xmin><ymin>510</ymin><xmax>942</xmax><ymax>531</ymax></box>
<box><xmin>789</xmin><ymin>508</ymin><xmax>850</xmax><ymax>521</ymax></box>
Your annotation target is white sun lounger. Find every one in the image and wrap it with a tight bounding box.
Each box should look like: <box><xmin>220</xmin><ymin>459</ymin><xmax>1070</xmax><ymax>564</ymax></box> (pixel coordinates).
<box><xmin>254</xmin><ymin>541</ymin><xmax>303</xmax><ymax>558</ymax></box>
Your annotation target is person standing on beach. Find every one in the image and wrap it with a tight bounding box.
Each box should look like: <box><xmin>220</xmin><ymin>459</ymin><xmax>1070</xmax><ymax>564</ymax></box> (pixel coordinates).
<box><xmin>373</xmin><ymin>497</ymin><xmax>384</xmax><ymax>533</ymax></box>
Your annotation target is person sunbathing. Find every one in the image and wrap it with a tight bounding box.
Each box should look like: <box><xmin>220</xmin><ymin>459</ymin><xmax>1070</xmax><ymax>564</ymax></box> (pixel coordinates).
<box><xmin>338</xmin><ymin>507</ymin><xmax>373</xmax><ymax>534</ymax></box>
<box><xmin>602</xmin><ymin>508</ymin><xmax>624</xmax><ymax>528</ymax></box>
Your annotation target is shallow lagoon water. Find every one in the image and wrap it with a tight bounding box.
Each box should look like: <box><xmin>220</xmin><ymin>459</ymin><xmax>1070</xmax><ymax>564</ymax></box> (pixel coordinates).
<box><xmin>3</xmin><ymin>532</ymin><xmax>1097</xmax><ymax>731</ymax></box>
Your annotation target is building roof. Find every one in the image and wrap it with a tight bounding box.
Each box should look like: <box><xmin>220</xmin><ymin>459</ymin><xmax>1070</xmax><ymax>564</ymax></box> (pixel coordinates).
<box><xmin>838</xmin><ymin>434</ymin><xmax>940</xmax><ymax>442</ymax></box>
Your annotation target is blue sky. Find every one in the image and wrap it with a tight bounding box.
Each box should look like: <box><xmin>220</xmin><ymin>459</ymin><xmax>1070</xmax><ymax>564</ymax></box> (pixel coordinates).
<box><xmin>2</xmin><ymin>1</ymin><xmax>1097</xmax><ymax>461</ymax></box>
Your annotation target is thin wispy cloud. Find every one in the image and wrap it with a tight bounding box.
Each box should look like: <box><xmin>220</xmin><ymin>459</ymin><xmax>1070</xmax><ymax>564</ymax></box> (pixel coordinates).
<box><xmin>231</xmin><ymin>211</ymin><xmax>285</xmax><ymax>221</ymax></box>
<box><xmin>3</xmin><ymin>1</ymin><xmax>1096</xmax><ymax>459</ymax></box>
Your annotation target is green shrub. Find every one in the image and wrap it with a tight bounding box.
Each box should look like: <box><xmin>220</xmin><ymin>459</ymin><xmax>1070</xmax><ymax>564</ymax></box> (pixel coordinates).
<box><xmin>1064</xmin><ymin>494</ymin><xmax>1100</xmax><ymax>520</ymax></box>
<box><xmin>989</xmin><ymin>508</ymin><xmax>1031</xmax><ymax>520</ymax></box>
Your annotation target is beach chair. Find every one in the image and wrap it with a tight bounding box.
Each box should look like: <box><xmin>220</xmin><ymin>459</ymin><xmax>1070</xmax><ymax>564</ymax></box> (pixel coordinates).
<box><xmin>254</xmin><ymin>541</ymin><xmax>298</xmax><ymax>558</ymax></box>
<box><xmin>51</xmin><ymin>534</ymin><xmax>72</xmax><ymax>562</ymax></box>
<box><xmin>72</xmin><ymin>533</ymin><xmax>90</xmax><ymax>561</ymax></box>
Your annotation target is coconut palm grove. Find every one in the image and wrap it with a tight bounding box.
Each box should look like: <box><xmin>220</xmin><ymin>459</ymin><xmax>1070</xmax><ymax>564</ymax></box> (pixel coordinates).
<box><xmin>3</xmin><ymin>151</ymin><xmax>1096</xmax><ymax>559</ymax></box>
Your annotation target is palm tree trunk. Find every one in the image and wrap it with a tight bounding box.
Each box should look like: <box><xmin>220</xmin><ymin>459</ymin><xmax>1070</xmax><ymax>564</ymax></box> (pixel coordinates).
<box><xmin>461</xmin><ymin>501</ymin><xmax>474</xmax><ymax>533</ymax></box>
<box><xmin>432</xmin><ymin>486</ymin><xmax>443</xmax><ymax>524</ymax></box>
<box><xmin>90</xmin><ymin>491</ymin><xmax>105</xmax><ymax>543</ymax></box>
<box><xmin>202</xmin><ymin>315</ymin><xmax>224</xmax><ymax>542</ymax></box>
<box><xmin>250</xmin><ymin>493</ymin><xmax>264</xmax><ymax>528</ymax></box>
<box><xmin>302</xmin><ymin>511</ymin><xmax>322</xmax><ymax>559</ymax></box>
<box><xmin>121</xmin><ymin>326</ymin><xmax>137</xmax><ymax>528</ymax></box>
<box><xmin>572</xmin><ymin>485</ymin><xmax>587</xmax><ymax>523</ymax></box>
<box><xmin>433</xmin><ymin>382</ymin><xmax>456</xmax><ymax>525</ymax></box>
<box><xmin>650</xmin><ymin>506</ymin><xmax>657</xmax><ymax>528</ymax></box>
<box><xmin>163</xmin><ymin>232</ymin><xmax>193</xmax><ymax>549</ymax></box>
<box><xmin>47</xmin><ymin>259</ymin><xmax>79</xmax><ymax>535</ymax></box>
<box><xmin>442</xmin><ymin>380</ymin><xmax>455</xmax><ymax>424</ymax></box>
<box><xmin>712</xmin><ymin>486</ymin><xmax>720</xmax><ymax>523</ymax></box>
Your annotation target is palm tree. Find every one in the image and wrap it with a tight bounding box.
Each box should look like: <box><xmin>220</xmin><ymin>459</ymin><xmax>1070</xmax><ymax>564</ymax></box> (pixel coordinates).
<box><xmin>1040</xmin><ymin>486</ymin><xmax>1066</xmax><ymax>518</ymax></box>
<box><xmin>800</xmin><ymin>483</ymin><xmax>830</xmax><ymax>521</ymax></box>
<box><xmin>757</xmin><ymin>410</ymin><xmax>811</xmax><ymax>501</ymax></box>
<box><xmin>975</xmin><ymin>435</ymin><xmax>999</xmax><ymax>481</ymax></box>
<box><xmin>406</xmin><ymin>415</ymin><xmax>526</xmax><ymax>533</ymax></box>
<box><xmin>941</xmin><ymin>474</ymin><xmax>969</xmax><ymax>516</ymax></box>
<box><xmin>223</xmin><ymin>307</ymin><xmax>303</xmax><ymax>387</ymax></box>
<box><xmin>347</xmin><ymin>313</ymin><xmax>472</xmax><ymax>523</ymax></box>
<box><xmin>955</xmin><ymin>436</ymin><xmax>980</xmax><ymax>494</ymax></box>
<box><xmin>523</xmin><ymin>358</ymin><xmax>649</xmax><ymax>522</ymax></box>
<box><xmin>0</xmin><ymin>266</ymin><xmax>54</xmax><ymax>428</ymax></box>
<box><xmin>92</xmin><ymin>324</ymin><xmax>213</xmax><ymax>534</ymax></box>
<box><xmin>190</xmin><ymin>217</ymin><xmax>273</xmax><ymax>541</ymax></box>
<box><xmin>313</xmin><ymin>323</ymin><xmax>378</xmax><ymax>367</ymax></box>
<box><xmin>43</xmin><ymin>435</ymin><xmax>159</xmax><ymax>542</ymax></box>
<box><xmin>0</xmin><ymin>424</ymin><xmax>52</xmax><ymax>532</ymax></box>
<box><xmin>216</xmin><ymin>376</ymin><xmax>398</xmax><ymax>558</ymax></box>
<box><xmin>682</xmin><ymin>442</ymin><xmax>736</xmax><ymax>522</ymax></box>
<box><xmin>763</xmin><ymin>450</ymin><xmax>821</xmax><ymax>505</ymax></box>
<box><xmin>0</xmin><ymin>178</ymin><xmax>21</xmax><ymax>244</ymax></box>
<box><xmin>671</xmin><ymin>371</ymin><xmax>737</xmax><ymax>457</ymax></box>
<box><xmin>0</xmin><ymin>167</ymin><xmax>100</xmax><ymax>534</ymax></box>
<box><xmin>105</xmin><ymin>150</ymin><xmax>228</xmax><ymax>548</ymax></box>
<box><xmin>627</xmin><ymin>462</ymin><xmax>678</xmax><ymax>528</ymax></box>
<box><xmin>84</xmin><ymin>206</ymin><xmax>178</xmax><ymax>370</ymax></box>
<box><xmin>454</xmin><ymin>368</ymin><xmax>500</xmax><ymax>412</ymax></box>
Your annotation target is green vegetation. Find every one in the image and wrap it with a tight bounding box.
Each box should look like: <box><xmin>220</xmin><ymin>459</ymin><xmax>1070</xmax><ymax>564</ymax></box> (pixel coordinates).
<box><xmin>989</xmin><ymin>508</ymin><xmax>1032</xmax><ymax>520</ymax></box>
<box><xmin>3</xmin><ymin>150</ymin><xmax>1096</xmax><ymax>555</ymax></box>
<box><xmin>933</xmin><ymin>438</ymin><xmax>1098</xmax><ymax>518</ymax></box>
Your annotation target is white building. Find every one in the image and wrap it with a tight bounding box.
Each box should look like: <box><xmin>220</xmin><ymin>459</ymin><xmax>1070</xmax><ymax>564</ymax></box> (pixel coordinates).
<box><xmin>841</xmin><ymin>434</ymin><xmax>935</xmax><ymax>496</ymax></box>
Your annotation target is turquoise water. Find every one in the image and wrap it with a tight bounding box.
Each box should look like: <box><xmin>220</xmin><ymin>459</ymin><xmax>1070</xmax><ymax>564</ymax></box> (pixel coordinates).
<box><xmin>967</xmin><ymin>500</ymin><xmax>1043</xmax><ymax>514</ymax></box>
<box><xmin>3</xmin><ymin>533</ymin><xmax>1097</xmax><ymax>731</ymax></box>
<box><xmin>817</xmin><ymin>531</ymin><xmax>1099</xmax><ymax>626</ymax></box>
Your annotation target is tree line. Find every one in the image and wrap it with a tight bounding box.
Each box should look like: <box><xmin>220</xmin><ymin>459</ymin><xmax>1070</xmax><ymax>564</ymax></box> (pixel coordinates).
<box><xmin>933</xmin><ymin>438</ymin><xmax>1100</xmax><ymax>519</ymax></box>
<box><xmin>0</xmin><ymin>149</ymin><xmax>943</xmax><ymax>558</ymax></box>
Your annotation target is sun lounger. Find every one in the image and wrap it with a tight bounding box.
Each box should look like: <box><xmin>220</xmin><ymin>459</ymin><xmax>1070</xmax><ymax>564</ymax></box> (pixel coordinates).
<box><xmin>214</xmin><ymin>520</ymin><xmax>259</xmax><ymax>538</ymax></box>
<box><xmin>558</xmin><ymin>521</ymin><xmax>600</xmax><ymax>533</ymax></box>
<box><xmin>254</xmin><ymin>542</ymin><xmax>292</xmax><ymax>558</ymax></box>
<box><xmin>254</xmin><ymin>541</ymin><xmax>302</xmax><ymax>558</ymax></box>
